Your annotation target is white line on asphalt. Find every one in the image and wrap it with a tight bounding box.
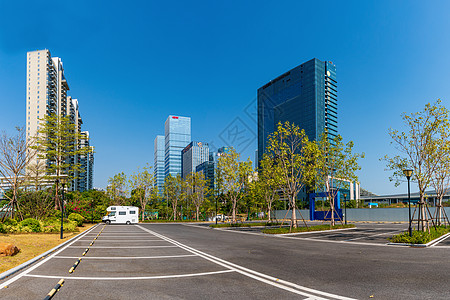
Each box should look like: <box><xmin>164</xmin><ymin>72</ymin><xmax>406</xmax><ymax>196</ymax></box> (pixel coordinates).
<box><xmin>428</xmin><ymin>232</ymin><xmax>450</xmax><ymax>247</ymax></box>
<box><xmin>432</xmin><ymin>245</ymin><xmax>450</xmax><ymax>248</ymax></box>
<box><xmin>0</xmin><ymin>224</ymin><xmax>100</xmax><ymax>289</ymax></box>
<box><xmin>24</xmin><ymin>270</ymin><xmax>234</xmax><ymax>280</ymax></box>
<box><xmin>53</xmin><ymin>254</ymin><xmax>197</xmax><ymax>259</ymax></box>
<box><xmin>68</xmin><ymin>245</ymin><xmax>176</xmax><ymax>249</ymax></box>
<box><xmin>281</xmin><ymin>236</ymin><xmax>392</xmax><ymax>247</ymax></box>
<box><xmin>77</xmin><ymin>239</ymin><xmax>163</xmax><ymax>242</ymax></box>
<box><xmin>137</xmin><ymin>225</ymin><xmax>355</xmax><ymax>300</ymax></box>
<box><xmin>277</xmin><ymin>227</ymin><xmax>356</xmax><ymax>236</ymax></box>
<box><xmin>345</xmin><ymin>230</ymin><xmax>402</xmax><ymax>241</ymax></box>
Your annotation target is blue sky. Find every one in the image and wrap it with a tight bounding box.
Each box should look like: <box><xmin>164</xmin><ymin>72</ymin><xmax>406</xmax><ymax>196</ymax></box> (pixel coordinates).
<box><xmin>1</xmin><ymin>0</ymin><xmax>450</xmax><ymax>195</ymax></box>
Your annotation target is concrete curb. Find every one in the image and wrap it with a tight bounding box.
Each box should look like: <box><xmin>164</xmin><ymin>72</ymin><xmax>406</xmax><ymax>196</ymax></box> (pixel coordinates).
<box><xmin>0</xmin><ymin>223</ymin><xmax>99</xmax><ymax>281</ymax></box>
<box><xmin>388</xmin><ymin>232</ymin><xmax>450</xmax><ymax>248</ymax></box>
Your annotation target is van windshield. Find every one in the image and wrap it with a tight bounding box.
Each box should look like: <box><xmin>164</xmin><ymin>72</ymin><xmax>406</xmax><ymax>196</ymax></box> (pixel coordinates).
<box><xmin>108</xmin><ymin>212</ymin><xmax>116</xmax><ymax>217</ymax></box>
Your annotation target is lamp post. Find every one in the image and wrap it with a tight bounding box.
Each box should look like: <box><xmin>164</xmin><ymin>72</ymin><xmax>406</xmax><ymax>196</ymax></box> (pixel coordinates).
<box><xmin>403</xmin><ymin>169</ymin><xmax>413</xmax><ymax>237</ymax></box>
<box><xmin>59</xmin><ymin>177</ymin><xmax>67</xmax><ymax>240</ymax></box>
<box><xmin>344</xmin><ymin>193</ymin><xmax>347</xmax><ymax>225</ymax></box>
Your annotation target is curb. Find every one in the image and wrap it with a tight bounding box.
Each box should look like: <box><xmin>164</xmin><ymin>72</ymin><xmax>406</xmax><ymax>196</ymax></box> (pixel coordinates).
<box><xmin>387</xmin><ymin>232</ymin><xmax>450</xmax><ymax>248</ymax></box>
<box><xmin>0</xmin><ymin>223</ymin><xmax>99</xmax><ymax>281</ymax></box>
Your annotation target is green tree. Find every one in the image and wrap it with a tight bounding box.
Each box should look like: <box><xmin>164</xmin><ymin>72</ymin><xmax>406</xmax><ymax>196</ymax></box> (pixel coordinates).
<box><xmin>164</xmin><ymin>174</ymin><xmax>182</xmax><ymax>220</ymax></box>
<box><xmin>216</xmin><ymin>148</ymin><xmax>253</xmax><ymax>223</ymax></box>
<box><xmin>0</xmin><ymin>127</ymin><xmax>37</xmax><ymax>219</ymax></box>
<box><xmin>315</xmin><ymin>133</ymin><xmax>364</xmax><ymax>226</ymax></box>
<box><xmin>383</xmin><ymin>100</ymin><xmax>450</xmax><ymax>231</ymax></box>
<box><xmin>107</xmin><ymin>172</ymin><xmax>128</xmax><ymax>205</ymax></box>
<box><xmin>33</xmin><ymin>114</ymin><xmax>93</xmax><ymax>209</ymax></box>
<box><xmin>266</xmin><ymin>121</ymin><xmax>318</xmax><ymax>229</ymax></box>
<box><xmin>129</xmin><ymin>164</ymin><xmax>155</xmax><ymax>220</ymax></box>
<box><xmin>189</xmin><ymin>172</ymin><xmax>209</xmax><ymax>221</ymax></box>
<box><xmin>258</xmin><ymin>154</ymin><xmax>281</xmax><ymax>221</ymax></box>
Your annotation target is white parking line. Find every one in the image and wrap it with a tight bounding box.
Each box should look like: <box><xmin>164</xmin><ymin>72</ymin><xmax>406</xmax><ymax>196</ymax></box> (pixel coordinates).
<box><xmin>77</xmin><ymin>239</ymin><xmax>163</xmax><ymax>242</ymax></box>
<box><xmin>53</xmin><ymin>254</ymin><xmax>197</xmax><ymax>259</ymax></box>
<box><xmin>345</xmin><ymin>230</ymin><xmax>402</xmax><ymax>241</ymax></box>
<box><xmin>24</xmin><ymin>270</ymin><xmax>234</xmax><ymax>280</ymax></box>
<box><xmin>137</xmin><ymin>225</ymin><xmax>355</xmax><ymax>300</ymax></box>
<box><xmin>68</xmin><ymin>245</ymin><xmax>176</xmax><ymax>249</ymax></box>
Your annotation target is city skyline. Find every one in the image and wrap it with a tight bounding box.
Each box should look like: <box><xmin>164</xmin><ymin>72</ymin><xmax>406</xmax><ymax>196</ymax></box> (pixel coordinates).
<box><xmin>1</xmin><ymin>1</ymin><xmax>450</xmax><ymax>195</ymax></box>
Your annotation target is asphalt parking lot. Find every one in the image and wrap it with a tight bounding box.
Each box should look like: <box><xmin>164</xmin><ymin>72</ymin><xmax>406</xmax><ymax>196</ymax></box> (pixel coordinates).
<box><xmin>0</xmin><ymin>222</ymin><xmax>448</xmax><ymax>299</ymax></box>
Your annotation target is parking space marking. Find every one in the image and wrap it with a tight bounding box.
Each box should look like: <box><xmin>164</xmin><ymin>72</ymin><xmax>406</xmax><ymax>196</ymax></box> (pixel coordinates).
<box><xmin>24</xmin><ymin>270</ymin><xmax>235</xmax><ymax>280</ymax></box>
<box><xmin>53</xmin><ymin>255</ymin><xmax>197</xmax><ymax>259</ymax></box>
<box><xmin>138</xmin><ymin>225</ymin><xmax>355</xmax><ymax>300</ymax></box>
<box><xmin>0</xmin><ymin>224</ymin><xmax>99</xmax><ymax>289</ymax></box>
<box><xmin>345</xmin><ymin>230</ymin><xmax>402</xmax><ymax>241</ymax></box>
<box><xmin>281</xmin><ymin>235</ymin><xmax>392</xmax><ymax>247</ymax></box>
<box><xmin>68</xmin><ymin>245</ymin><xmax>177</xmax><ymax>249</ymax></box>
<box><xmin>77</xmin><ymin>239</ymin><xmax>163</xmax><ymax>242</ymax></box>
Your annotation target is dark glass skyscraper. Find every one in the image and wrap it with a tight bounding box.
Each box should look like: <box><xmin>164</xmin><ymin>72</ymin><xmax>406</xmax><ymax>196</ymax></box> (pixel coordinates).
<box><xmin>164</xmin><ymin>115</ymin><xmax>191</xmax><ymax>177</ymax></box>
<box><xmin>257</xmin><ymin>58</ymin><xmax>337</xmax><ymax>164</ymax></box>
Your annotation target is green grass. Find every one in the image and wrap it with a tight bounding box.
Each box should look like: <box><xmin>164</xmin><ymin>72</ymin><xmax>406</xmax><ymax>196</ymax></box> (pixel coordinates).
<box><xmin>140</xmin><ymin>219</ymin><xmax>206</xmax><ymax>223</ymax></box>
<box><xmin>209</xmin><ymin>222</ymin><xmax>281</xmax><ymax>228</ymax></box>
<box><xmin>262</xmin><ymin>224</ymin><xmax>355</xmax><ymax>234</ymax></box>
<box><xmin>389</xmin><ymin>226</ymin><xmax>450</xmax><ymax>244</ymax></box>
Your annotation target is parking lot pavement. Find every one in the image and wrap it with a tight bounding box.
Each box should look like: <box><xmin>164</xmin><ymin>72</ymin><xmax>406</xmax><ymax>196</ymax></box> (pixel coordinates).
<box><xmin>0</xmin><ymin>223</ymin><xmax>356</xmax><ymax>300</ymax></box>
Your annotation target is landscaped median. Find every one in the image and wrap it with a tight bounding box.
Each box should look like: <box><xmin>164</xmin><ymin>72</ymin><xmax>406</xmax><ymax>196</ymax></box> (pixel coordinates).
<box><xmin>388</xmin><ymin>225</ymin><xmax>450</xmax><ymax>246</ymax></box>
<box><xmin>209</xmin><ymin>222</ymin><xmax>356</xmax><ymax>233</ymax></box>
<box><xmin>262</xmin><ymin>224</ymin><xmax>355</xmax><ymax>234</ymax></box>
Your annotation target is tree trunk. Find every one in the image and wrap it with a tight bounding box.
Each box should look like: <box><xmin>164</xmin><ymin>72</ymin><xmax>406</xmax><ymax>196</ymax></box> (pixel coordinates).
<box><xmin>291</xmin><ymin>194</ymin><xmax>297</xmax><ymax>228</ymax></box>
<box><xmin>232</xmin><ymin>198</ymin><xmax>237</xmax><ymax>223</ymax></box>
<box><xmin>196</xmin><ymin>207</ymin><xmax>199</xmax><ymax>221</ymax></box>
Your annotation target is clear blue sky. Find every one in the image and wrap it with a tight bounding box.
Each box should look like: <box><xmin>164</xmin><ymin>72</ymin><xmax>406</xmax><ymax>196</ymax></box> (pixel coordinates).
<box><xmin>1</xmin><ymin>0</ymin><xmax>450</xmax><ymax>195</ymax></box>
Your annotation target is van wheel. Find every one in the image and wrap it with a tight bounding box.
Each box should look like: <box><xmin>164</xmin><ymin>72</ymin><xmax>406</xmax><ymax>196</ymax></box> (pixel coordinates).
<box><xmin>106</xmin><ymin>220</ymin><xmax>111</xmax><ymax>225</ymax></box>
<box><xmin>126</xmin><ymin>221</ymin><xmax>131</xmax><ymax>225</ymax></box>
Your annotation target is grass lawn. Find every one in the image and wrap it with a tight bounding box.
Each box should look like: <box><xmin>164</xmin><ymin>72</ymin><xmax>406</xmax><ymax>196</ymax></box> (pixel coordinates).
<box><xmin>262</xmin><ymin>224</ymin><xmax>355</xmax><ymax>234</ymax></box>
<box><xmin>0</xmin><ymin>224</ymin><xmax>95</xmax><ymax>274</ymax></box>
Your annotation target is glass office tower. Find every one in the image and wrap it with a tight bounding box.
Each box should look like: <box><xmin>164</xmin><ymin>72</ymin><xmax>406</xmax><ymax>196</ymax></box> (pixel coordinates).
<box><xmin>257</xmin><ymin>58</ymin><xmax>337</xmax><ymax>164</ymax></box>
<box><xmin>164</xmin><ymin>115</ymin><xmax>191</xmax><ymax>177</ymax></box>
<box><xmin>154</xmin><ymin>135</ymin><xmax>165</xmax><ymax>194</ymax></box>
<box><xmin>181</xmin><ymin>141</ymin><xmax>209</xmax><ymax>179</ymax></box>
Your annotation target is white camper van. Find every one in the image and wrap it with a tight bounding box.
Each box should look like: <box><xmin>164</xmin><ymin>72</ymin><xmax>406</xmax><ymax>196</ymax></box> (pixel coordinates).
<box><xmin>102</xmin><ymin>206</ymin><xmax>139</xmax><ymax>224</ymax></box>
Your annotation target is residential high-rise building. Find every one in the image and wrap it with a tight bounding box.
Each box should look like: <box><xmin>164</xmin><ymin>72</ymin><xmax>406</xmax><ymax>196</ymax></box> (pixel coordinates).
<box><xmin>154</xmin><ymin>135</ymin><xmax>165</xmax><ymax>194</ymax></box>
<box><xmin>257</xmin><ymin>58</ymin><xmax>337</xmax><ymax>164</ymax></box>
<box><xmin>26</xmin><ymin>49</ymin><xmax>93</xmax><ymax>192</ymax></box>
<box><xmin>181</xmin><ymin>141</ymin><xmax>209</xmax><ymax>178</ymax></box>
<box><xmin>164</xmin><ymin>115</ymin><xmax>191</xmax><ymax>177</ymax></box>
<box><xmin>77</xmin><ymin>131</ymin><xmax>94</xmax><ymax>192</ymax></box>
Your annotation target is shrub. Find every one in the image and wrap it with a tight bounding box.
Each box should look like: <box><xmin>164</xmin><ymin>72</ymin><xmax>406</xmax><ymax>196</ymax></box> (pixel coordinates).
<box><xmin>389</xmin><ymin>226</ymin><xmax>450</xmax><ymax>244</ymax></box>
<box><xmin>41</xmin><ymin>219</ymin><xmax>78</xmax><ymax>233</ymax></box>
<box><xmin>68</xmin><ymin>213</ymin><xmax>84</xmax><ymax>226</ymax></box>
<box><xmin>3</xmin><ymin>218</ymin><xmax>18</xmax><ymax>226</ymax></box>
<box><xmin>19</xmin><ymin>218</ymin><xmax>41</xmax><ymax>233</ymax></box>
<box><xmin>0</xmin><ymin>223</ymin><xmax>5</xmax><ymax>233</ymax></box>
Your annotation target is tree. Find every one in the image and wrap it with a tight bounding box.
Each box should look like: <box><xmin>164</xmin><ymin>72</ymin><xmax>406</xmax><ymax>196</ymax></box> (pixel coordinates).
<box><xmin>189</xmin><ymin>172</ymin><xmax>209</xmax><ymax>221</ymax></box>
<box><xmin>129</xmin><ymin>164</ymin><xmax>155</xmax><ymax>221</ymax></box>
<box><xmin>26</xmin><ymin>159</ymin><xmax>46</xmax><ymax>191</ymax></box>
<box><xmin>0</xmin><ymin>127</ymin><xmax>37</xmax><ymax>219</ymax></box>
<box><xmin>266</xmin><ymin>121</ymin><xmax>318</xmax><ymax>229</ymax></box>
<box><xmin>107</xmin><ymin>172</ymin><xmax>128</xmax><ymax>205</ymax></box>
<box><xmin>164</xmin><ymin>174</ymin><xmax>182</xmax><ymax>220</ymax></box>
<box><xmin>216</xmin><ymin>148</ymin><xmax>253</xmax><ymax>223</ymax></box>
<box><xmin>315</xmin><ymin>133</ymin><xmax>364</xmax><ymax>226</ymax></box>
<box><xmin>33</xmin><ymin>113</ymin><xmax>93</xmax><ymax>209</ymax></box>
<box><xmin>258</xmin><ymin>154</ymin><xmax>281</xmax><ymax>222</ymax></box>
<box><xmin>383</xmin><ymin>100</ymin><xmax>450</xmax><ymax>231</ymax></box>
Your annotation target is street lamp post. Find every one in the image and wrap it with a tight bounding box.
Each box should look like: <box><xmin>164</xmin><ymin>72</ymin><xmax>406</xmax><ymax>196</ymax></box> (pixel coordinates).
<box><xmin>344</xmin><ymin>193</ymin><xmax>347</xmax><ymax>225</ymax></box>
<box><xmin>403</xmin><ymin>169</ymin><xmax>413</xmax><ymax>237</ymax></box>
<box><xmin>59</xmin><ymin>177</ymin><xmax>67</xmax><ymax>240</ymax></box>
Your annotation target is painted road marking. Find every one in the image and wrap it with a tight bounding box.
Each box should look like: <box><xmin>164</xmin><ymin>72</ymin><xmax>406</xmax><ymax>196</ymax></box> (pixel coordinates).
<box><xmin>77</xmin><ymin>239</ymin><xmax>163</xmax><ymax>242</ymax></box>
<box><xmin>53</xmin><ymin>255</ymin><xmax>197</xmax><ymax>259</ymax></box>
<box><xmin>68</xmin><ymin>245</ymin><xmax>177</xmax><ymax>249</ymax></box>
<box><xmin>138</xmin><ymin>225</ymin><xmax>355</xmax><ymax>300</ymax></box>
<box><xmin>0</xmin><ymin>224</ymin><xmax>99</xmax><ymax>289</ymax></box>
<box><xmin>24</xmin><ymin>270</ymin><xmax>234</xmax><ymax>280</ymax></box>
<box><xmin>345</xmin><ymin>230</ymin><xmax>402</xmax><ymax>241</ymax></box>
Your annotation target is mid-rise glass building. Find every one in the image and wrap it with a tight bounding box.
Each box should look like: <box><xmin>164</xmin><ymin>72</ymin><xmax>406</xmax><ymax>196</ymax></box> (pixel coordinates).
<box><xmin>154</xmin><ymin>135</ymin><xmax>165</xmax><ymax>194</ymax></box>
<box><xmin>181</xmin><ymin>141</ymin><xmax>209</xmax><ymax>179</ymax></box>
<box><xmin>257</xmin><ymin>58</ymin><xmax>337</xmax><ymax>164</ymax></box>
<box><xmin>164</xmin><ymin>115</ymin><xmax>191</xmax><ymax>177</ymax></box>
